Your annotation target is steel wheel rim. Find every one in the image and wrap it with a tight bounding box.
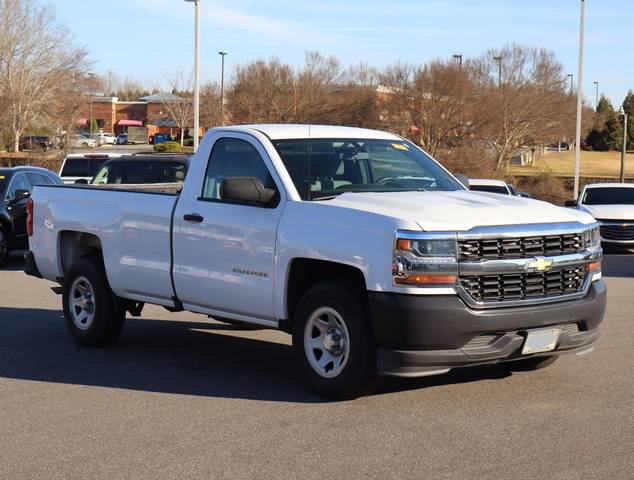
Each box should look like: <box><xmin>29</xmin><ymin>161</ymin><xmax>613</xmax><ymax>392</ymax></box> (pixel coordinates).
<box><xmin>69</xmin><ymin>276</ymin><xmax>96</xmax><ymax>331</ymax></box>
<box><xmin>304</xmin><ymin>306</ymin><xmax>350</xmax><ymax>378</ymax></box>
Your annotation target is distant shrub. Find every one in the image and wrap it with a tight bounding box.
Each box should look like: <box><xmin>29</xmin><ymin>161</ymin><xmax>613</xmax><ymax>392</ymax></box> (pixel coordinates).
<box><xmin>153</xmin><ymin>141</ymin><xmax>183</xmax><ymax>152</ymax></box>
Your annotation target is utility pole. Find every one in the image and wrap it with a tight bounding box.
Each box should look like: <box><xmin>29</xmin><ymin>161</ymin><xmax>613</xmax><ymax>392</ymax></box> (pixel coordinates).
<box><xmin>88</xmin><ymin>72</ymin><xmax>95</xmax><ymax>134</ymax></box>
<box><xmin>573</xmin><ymin>0</ymin><xmax>586</xmax><ymax>199</ymax></box>
<box><xmin>620</xmin><ymin>107</ymin><xmax>628</xmax><ymax>182</ymax></box>
<box><xmin>219</xmin><ymin>51</ymin><xmax>227</xmax><ymax>125</ymax></box>
<box><xmin>593</xmin><ymin>81</ymin><xmax>599</xmax><ymax>110</ymax></box>
<box><xmin>567</xmin><ymin>74</ymin><xmax>574</xmax><ymax>95</ymax></box>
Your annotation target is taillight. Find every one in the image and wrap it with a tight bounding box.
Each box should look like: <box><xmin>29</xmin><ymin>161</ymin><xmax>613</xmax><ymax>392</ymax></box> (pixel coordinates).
<box><xmin>27</xmin><ymin>198</ymin><xmax>33</xmax><ymax>236</ymax></box>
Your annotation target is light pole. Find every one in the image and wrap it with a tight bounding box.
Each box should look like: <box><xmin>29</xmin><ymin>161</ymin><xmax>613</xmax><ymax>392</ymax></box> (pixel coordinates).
<box><xmin>567</xmin><ymin>74</ymin><xmax>574</xmax><ymax>95</ymax></box>
<box><xmin>453</xmin><ymin>54</ymin><xmax>463</xmax><ymax>68</ymax></box>
<box><xmin>219</xmin><ymin>51</ymin><xmax>227</xmax><ymax>125</ymax></box>
<box><xmin>573</xmin><ymin>0</ymin><xmax>586</xmax><ymax>199</ymax></box>
<box><xmin>620</xmin><ymin>107</ymin><xmax>628</xmax><ymax>183</ymax></box>
<box><xmin>87</xmin><ymin>72</ymin><xmax>95</xmax><ymax>134</ymax></box>
<box><xmin>493</xmin><ymin>56</ymin><xmax>502</xmax><ymax>88</ymax></box>
<box><xmin>184</xmin><ymin>0</ymin><xmax>201</xmax><ymax>152</ymax></box>
<box><xmin>593</xmin><ymin>81</ymin><xmax>599</xmax><ymax>110</ymax></box>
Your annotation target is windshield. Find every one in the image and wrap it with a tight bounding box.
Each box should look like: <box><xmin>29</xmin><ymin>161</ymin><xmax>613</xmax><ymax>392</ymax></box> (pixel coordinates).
<box><xmin>470</xmin><ymin>184</ymin><xmax>510</xmax><ymax>195</ymax></box>
<box><xmin>272</xmin><ymin>138</ymin><xmax>462</xmax><ymax>200</ymax></box>
<box><xmin>92</xmin><ymin>161</ymin><xmax>186</xmax><ymax>184</ymax></box>
<box><xmin>61</xmin><ymin>158</ymin><xmax>106</xmax><ymax>177</ymax></box>
<box><xmin>582</xmin><ymin>187</ymin><xmax>634</xmax><ymax>205</ymax></box>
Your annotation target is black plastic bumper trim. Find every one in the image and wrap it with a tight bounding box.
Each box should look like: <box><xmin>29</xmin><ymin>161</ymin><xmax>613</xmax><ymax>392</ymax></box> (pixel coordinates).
<box><xmin>23</xmin><ymin>251</ymin><xmax>42</xmax><ymax>278</ymax></box>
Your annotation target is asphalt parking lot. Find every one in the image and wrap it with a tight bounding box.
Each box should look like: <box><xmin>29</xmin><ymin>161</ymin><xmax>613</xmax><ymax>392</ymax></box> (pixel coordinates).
<box><xmin>1</xmin><ymin>254</ymin><xmax>632</xmax><ymax>479</ymax></box>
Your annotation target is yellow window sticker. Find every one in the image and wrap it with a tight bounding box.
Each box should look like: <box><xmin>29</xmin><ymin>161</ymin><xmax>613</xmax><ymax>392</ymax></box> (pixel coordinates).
<box><xmin>391</xmin><ymin>143</ymin><xmax>409</xmax><ymax>151</ymax></box>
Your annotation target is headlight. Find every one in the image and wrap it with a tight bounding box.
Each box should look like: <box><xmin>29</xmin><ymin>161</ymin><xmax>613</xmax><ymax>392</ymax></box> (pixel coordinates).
<box><xmin>393</xmin><ymin>233</ymin><xmax>458</xmax><ymax>286</ymax></box>
<box><xmin>583</xmin><ymin>226</ymin><xmax>601</xmax><ymax>250</ymax></box>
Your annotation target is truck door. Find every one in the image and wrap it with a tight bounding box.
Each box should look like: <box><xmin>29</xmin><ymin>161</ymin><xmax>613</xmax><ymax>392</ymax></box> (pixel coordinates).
<box><xmin>172</xmin><ymin>133</ymin><xmax>285</xmax><ymax>322</ymax></box>
<box><xmin>5</xmin><ymin>173</ymin><xmax>32</xmax><ymax>248</ymax></box>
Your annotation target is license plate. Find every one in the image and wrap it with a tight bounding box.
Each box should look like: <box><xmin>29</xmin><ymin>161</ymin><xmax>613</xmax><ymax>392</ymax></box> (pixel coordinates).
<box><xmin>521</xmin><ymin>329</ymin><xmax>561</xmax><ymax>355</ymax></box>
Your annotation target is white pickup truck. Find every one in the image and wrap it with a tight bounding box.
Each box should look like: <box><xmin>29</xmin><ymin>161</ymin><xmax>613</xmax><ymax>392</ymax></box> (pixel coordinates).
<box><xmin>25</xmin><ymin>125</ymin><xmax>606</xmax><ymax>399</ymax></box>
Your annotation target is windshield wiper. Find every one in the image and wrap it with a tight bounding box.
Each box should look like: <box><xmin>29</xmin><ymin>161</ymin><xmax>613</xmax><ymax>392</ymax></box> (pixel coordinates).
<box><xmin>311</xmin><ymin>195</ymin><xmax>340</xmax><ymax>201</ymax></box>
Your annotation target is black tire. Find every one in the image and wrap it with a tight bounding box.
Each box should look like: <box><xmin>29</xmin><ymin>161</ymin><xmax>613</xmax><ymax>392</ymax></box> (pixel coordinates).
<box><xmin>81</xmin><ymin>142</ymin><xmax>88</xmax><ymax>148</ymax></box>
<box><xmin>0</xmin><ymin>226</ymin><xmax>9</xmax><ymax>267</ymax></box>
<box><xmin>502</xmin><ymin>355</ymin><xmax>558</xmax><ymax>372</ymax></box>
<box><xmin>292</xmin><ymin>283</ymin><xmax>379</xmax><ymax>400</ymax></box>
<box><xmin>62</xmin><ymin>256</ymin><xmax>126</xmax><ymax>347</ymax></box>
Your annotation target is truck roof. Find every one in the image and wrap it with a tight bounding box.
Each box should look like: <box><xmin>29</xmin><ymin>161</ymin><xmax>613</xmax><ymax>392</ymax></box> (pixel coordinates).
<box><xmin>213</xmin><ymin>124</ymin><xmax>403</xmax><ymax>141</ymax></box>
<box><xmin>584</xmin><ymin>182</ymin><xmax>634</xmax><ymax>189</ymax></box>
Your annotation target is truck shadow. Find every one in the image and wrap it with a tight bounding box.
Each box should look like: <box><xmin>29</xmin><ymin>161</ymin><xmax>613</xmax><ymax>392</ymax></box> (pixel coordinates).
<box><xmin>0</xmin><ymin>306</ymin><xmax>511</xmax><ymax>403</ymax></box>
<box><xmin>0</xmin><ymin>254</ymin><xmax>25</xmax><ymax>272</ymax></box>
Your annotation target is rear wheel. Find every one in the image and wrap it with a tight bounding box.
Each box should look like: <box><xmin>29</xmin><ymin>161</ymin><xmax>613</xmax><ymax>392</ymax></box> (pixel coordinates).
<box><xmin>292</xmin><ymin>283</ymin><xmax>379</xmax><ymax>400</ymax></box>
<box><xmin>81</xmin><ymin>142</ymin><xmax>88</xmax><ymax>148</ymax></box>
<box><xmin>502</xmin><ymin>355</ymin><xmax>558</xmax><ymax>371</ymax></box>
<box><xmin>0</xmin><ymin>226</ymin><xmax>9</xmax><ymax>267</ymax></box>
<box><xmin>62</xmin><ymin>257</ymin><xmax>126</xmax><ymax>346</ymax></box>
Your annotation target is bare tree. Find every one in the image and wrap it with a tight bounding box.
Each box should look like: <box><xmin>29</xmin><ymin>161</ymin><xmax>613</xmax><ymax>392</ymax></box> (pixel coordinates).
<box><xmin>0</xmin><ymin>0</ymin><xmax>87</xmax><ymax>151</ymax></box>
<box><xmin>473</xmin><ymin>45</ymin><xmax>575</xmax><ymax>170</ymax></box>
<box><xmin>156</xmin><ymin>69</ymin><xmax>193</xmax><ymax>145</ymax></box>
<box><xmin>200</xmin><ymin>81</ymin><xmax>222</xmax><ymax>128</ymax></box>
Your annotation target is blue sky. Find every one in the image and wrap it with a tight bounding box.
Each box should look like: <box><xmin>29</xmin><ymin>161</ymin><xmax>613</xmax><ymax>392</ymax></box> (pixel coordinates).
<box><xmin>55</xmin><ymin>0</ymin><xmax>632</xmax><ymax>106</ymax></box>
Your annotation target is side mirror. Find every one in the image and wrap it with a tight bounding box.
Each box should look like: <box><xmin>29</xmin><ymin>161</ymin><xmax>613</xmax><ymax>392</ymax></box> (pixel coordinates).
<box><xmin>74</xmin><ymin>178</ymin><xmax>89</xmax><ymax>184</ymax></box>
<box><xmin>518</xmin><ymin>192</ymin><xmax>531</xmax><ymax>198</ymax></box>
<box><xmin>13</xmin><ymin>189</ymin><xmax>30</xmax><ymax>202</ymax></box>
<box><xmin>453</xmin><ymin>173</ymin><xmax>470</xmax><ymax>189</ymax></box>
<box><xmin>220</xmin><ymin>177</ymin><xmax>277</xmax><ymax>206</ymax></box>
<box><xmin>564</xmin><ymin>199</ymin><xmax>578</xmax><ymax>207</ymax></box>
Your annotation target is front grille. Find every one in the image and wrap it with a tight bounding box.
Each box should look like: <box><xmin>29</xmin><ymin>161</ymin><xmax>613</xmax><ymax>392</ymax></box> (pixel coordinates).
<box><xmin>460</xmin><ymin>267</ymin><xmax>586</xmax><ymax>303</ymax></box>
<box><xmin>599</xmin><ymin>222</ymin><xmax>634</xmax><ymax>241</ymax></box>
<box><xmin>458</xmin><ymin>233</ymin><xmax>583</xmax><ymax>261</ymax></box>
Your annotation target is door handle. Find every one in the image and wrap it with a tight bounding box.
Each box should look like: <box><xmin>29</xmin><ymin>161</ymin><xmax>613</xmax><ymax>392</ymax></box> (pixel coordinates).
<box><xmin>183</xmin><ymin>213</ymin><xmax>204</xmax><ymax>223</ymax></box>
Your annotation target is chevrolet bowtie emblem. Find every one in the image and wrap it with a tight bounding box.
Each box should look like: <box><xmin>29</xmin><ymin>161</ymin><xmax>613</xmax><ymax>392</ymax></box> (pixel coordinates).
<box><xmin>528</xmin><ymin>257</ymin><xmax>553</xmax><ymax>272</ymax></box>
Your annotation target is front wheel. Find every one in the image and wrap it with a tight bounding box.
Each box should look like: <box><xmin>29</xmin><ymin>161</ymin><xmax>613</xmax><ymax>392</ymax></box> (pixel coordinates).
<box><xmin>292</xmin><ymin>283</ymin><xmax>379</xmax><ymax>400</ymax></box>
<box><xmin>502</xmin><ymin>355</ymin><xmax>558</xmax><ymax>371</ymax></box>
<box><xmin>62</xmin><ymin>257</ymin><xmax>126</xmax><ymax>347</ymax></box>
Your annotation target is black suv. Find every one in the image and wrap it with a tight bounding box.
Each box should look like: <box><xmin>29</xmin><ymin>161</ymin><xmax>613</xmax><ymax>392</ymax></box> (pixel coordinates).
<box><xmin>0</xmin><ymin>167</ymin><xmax>62</xmax><ymax>266</ymax></box>
<box><xmin>19</xmin><ymin>136</ymin><xmax>53</xmax><ymax>152</ymax></box>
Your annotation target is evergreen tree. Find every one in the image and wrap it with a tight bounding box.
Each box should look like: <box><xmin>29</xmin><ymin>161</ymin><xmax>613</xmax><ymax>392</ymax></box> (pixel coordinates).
<box><xmin>586</xmin><ymin>96</ymin><xmax>619</xmax><ymax>151</ymax></box>
<box><xmin>622</xmin><ymin>90</ymin><xmax>634</xmax><ymax>149</ymax></box>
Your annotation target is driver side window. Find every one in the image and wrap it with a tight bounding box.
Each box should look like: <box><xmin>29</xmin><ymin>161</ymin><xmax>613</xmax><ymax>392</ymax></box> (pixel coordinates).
<box><xmin>201</xmin><ymin>137</ymin><xmax>275</xmax><ymax>201</ymax></box>
<box><xmin>6</xmin><ymin>174</ymin><xmax>31</xmax><ymax>200</ymax></box>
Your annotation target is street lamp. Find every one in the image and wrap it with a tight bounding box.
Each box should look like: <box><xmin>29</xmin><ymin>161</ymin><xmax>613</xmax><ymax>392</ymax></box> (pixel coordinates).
<box><xmin>567</xmin><ymin>74</ymin><xmax>574</xmax><ymax>95</ymax></box>
<box><xmin>493</xmin><ymin>56</ymin><xmax>502</xmax><ymax>87</ymax></box>
<box><xmin>453</xmin><ymin>54</ymin><xmax>463</xmax><ymax>68</ymax></box>
<box><xmin>87</xmin><ymin>72</ymin><xmax>95</xmax><ymax>134</ymax></box>
<box><xmin>619</xmin><ymin>106</ymin><xmax>628</xmax><ymax>183</ymax></box>
<box><xmin>573</xmin><ymin>0</ymin><xmax>586</xmax><ymax>199</ymax></box>
<box><xmin>184</xmin><ymin>0</ymin><xmax>201</xmax><ymax>152</ymax></box>
<box><xmin>219</xmin><ymin>51</ymin><xmax>227</xmax><ymax>125</ymax></box>
<box><xmin>593</xmin><ymin>81</ymin><xmax>599</xmax><ymax>110</ymax></box>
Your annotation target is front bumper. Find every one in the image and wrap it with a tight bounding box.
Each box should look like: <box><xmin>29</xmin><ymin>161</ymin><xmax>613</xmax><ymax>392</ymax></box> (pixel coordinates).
<box><xmin>369</xmin><ymin>281</ymin><xmax>606</xmax><ymax>377</ymax></box>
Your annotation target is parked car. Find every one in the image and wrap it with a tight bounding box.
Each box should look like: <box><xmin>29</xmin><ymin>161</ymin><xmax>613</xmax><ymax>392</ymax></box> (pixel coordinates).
<box><xmin>83</xmin><ymin>133</ymin><xmax>106</xmax><ymax>146</ymax></box>
<box><xmin>65</xmin><ymin>134</ymin><xmax>98</xmax><ymax>149</ymax></box>
<box><xmin>19</xmin><ymin>136</ymin><xmax>53</xmax><ymax>152</ymax></box>
<box><xmin>116</xmin><ymin>133</ymin><xmax>128</xmax><ymax>145</ymax></box>
<box><xmin>25</xmin><ymin>125</ymin><xmax>605</xmax><ymax>399</ymax></box>
<box><xmin>469</xmin><ymin>179</ymin><xmax>513</xmax><ymax>195</ymax></box>
<box><xmin>59</xmin><ymin>154</ymin><xmax>121</xmax><ymax>184</ymax></box>
<box><xmin>0</xmin><ymin>166</ymin><xmax>62</xmax><ymax>266</ymax></box>
<box><xmin>566</xmin><ymin>183</ymin><xmax>634</xmax><ymax>248</ymax></box>
<box><xmin>91</xmin><ymin>155</ymin><xmax>188</xmax><ymax>185</ymax></box>
<box><xmin>98</xmin><ymin>133</ymin><xmax>117</xmax><ymax>145</ymax></box>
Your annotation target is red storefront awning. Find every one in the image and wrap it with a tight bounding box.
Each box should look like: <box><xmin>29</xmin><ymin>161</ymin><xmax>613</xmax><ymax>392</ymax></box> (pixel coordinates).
<box><xmin>117</xmin><ymin>119</ymin><xmax>144</xmax><ymax>126</ymax></box>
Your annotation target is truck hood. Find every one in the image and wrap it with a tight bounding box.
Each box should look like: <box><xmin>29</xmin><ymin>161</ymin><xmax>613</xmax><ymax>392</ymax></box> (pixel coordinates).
<box><xmin>327</xmin><ymin>190</ymin><xmax>595</xmax><ymax>231</ymax></box>
<box><xmin>578</xmin><ymin>204</ymin><xmax>634</xmax><ymax>221</ymax></box>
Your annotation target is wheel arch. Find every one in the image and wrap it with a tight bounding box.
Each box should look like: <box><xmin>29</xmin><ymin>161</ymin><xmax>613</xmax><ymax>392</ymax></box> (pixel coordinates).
<box><xmin>58</xmin><ymin>230</ymin><xmax>104</xmax><ymax>277</ymax></box>
<box><xmin>284</xmin><ymin>258</ymin><xmax>368</xmax><ymax>327</ymax></box>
